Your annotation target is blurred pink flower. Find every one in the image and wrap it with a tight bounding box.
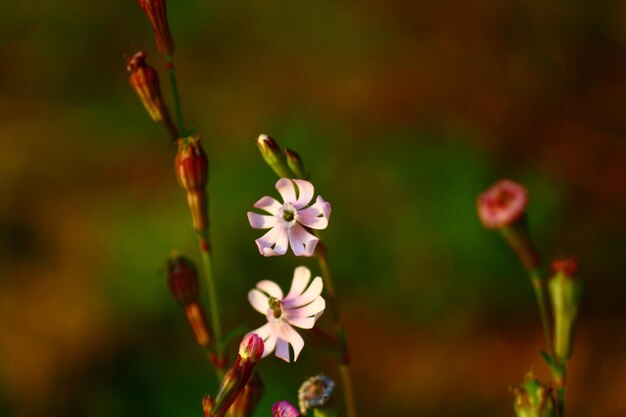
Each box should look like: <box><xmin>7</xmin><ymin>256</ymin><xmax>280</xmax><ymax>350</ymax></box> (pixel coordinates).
<box><xmin>477</xmin><ymin>179</ymin><xmax>528</xmax><ymax>229</ymax></box>
<box><xmin>247</xmin><ymin>266</ymin><xmax>325</xmax><ymax>362</ymax></box>
<box><xmin>272</xmin><ymin>401</ymin><xmax>301</xmax><ymax>417</ymax></box>
<box><xmin>247</xmin><ymin>178</ymin><xmax>331</xmax><ymax>257</ymax></box>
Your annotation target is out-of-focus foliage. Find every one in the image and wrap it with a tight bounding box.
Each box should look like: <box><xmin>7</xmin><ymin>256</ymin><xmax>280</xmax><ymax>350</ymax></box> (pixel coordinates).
<box><xmin>1</xmin><ymin>1</ymin><xmax>625</xmax><ymax>416</ymax></box>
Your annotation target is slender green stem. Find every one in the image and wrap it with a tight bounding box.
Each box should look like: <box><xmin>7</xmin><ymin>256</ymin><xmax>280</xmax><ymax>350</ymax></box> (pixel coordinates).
<box><xmin>529</xmin><ymin>269</ymin><xmax>553</xmax><ymax>357</ymax></box>
<box><xmin>317</xmin><ymin>249</ymin><xmax>358</xmax><ymax>417</ymax></box>
<box><xmin>556</xmin><ymin>385</ymin><xmax>565</xmax><ymax>417</ymax></box>
<box><xmin>198</xmin><ymin>231</ymin><xmax>225</xmax><ymax>380</ymax></box>
<box><xmin>164</xmin><ymin>55</ymin><xmax>185</xmax><ymax>135</ymax></box>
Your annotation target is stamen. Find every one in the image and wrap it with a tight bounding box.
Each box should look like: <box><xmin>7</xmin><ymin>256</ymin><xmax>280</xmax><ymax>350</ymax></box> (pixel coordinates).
<box><xmin>268</xmin><ymin>296</ymin><xmax>282</xmax><ymax>318</ymax></box>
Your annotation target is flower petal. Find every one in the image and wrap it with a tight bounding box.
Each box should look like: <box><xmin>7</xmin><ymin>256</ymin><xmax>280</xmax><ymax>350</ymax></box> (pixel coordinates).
<box><xmin>296</xmin><ymin>206</ymin><xmax>328</xmax><ymax>229</ymax></box>
<box><xmin>247</xmin><ymin>212</ymin><xmax>277</xmax><ymax>229</ymax></box>
<box><xmin>287</xmin><ymin>296</ymin><xmax>325</xmax><ymax>318</ymax></box>
<box><xmin>276</xmin><ymin>178</ymin><xmax>297</xmax><ymax>203</ymax></box>
<box><xmin>288</xmin><ymin>223</ymin><xmax>318</xmax><ymax>257</ymax></box>
<box><xmin>255</xmin><ymin>225</ymin><xmax>289</xmax><ymax>257</ymax></box>
<box><xmin>285</xmin><ymin>316</ymin><xmax>317</xmax><ymax>329</ymax></box>
<box><xmin>283</xmin><ymin>276</ymin><xmax>323</xmax><ymax>308</ymax></box>
<box><xmin>248</xmin><ymin>289</ymin><xmax>270</xmax><ymax>314</ymax></box>
<box><xmin>282</xmin><ymin>324</ymin><xmax>305</xmax><ymax>361</ymax></box>
<box><xmin>292</xmin><ymin>179</ymin><xmax>314</xmax><ymax>209</ymax></box>
<box><xmin>285</xmin><ymin>266</ymin><xmax>311</xmax><ymax>300</ymax></box>
<box><xmin>316</xmin><ymin>195</ymin><xmax>332</xmax><ymax>218</ymax></box>
<box><xmin>256</xmin><ymin>280</ymin><xmax>284</xmax><ymax>299</ymax></box>
<box><xmin>275</xmin><ymin>337</ymin><xmax>291</xmax><ymax>362</ymax></box>
<box><xmin>253</xmin><ymin>196</ymin><xmax>282</xmax><ymax>214</ymax></box>
<box><xmin>262</xmin><ymin>334</ymin><xmax>277</xmax><ymax>358</ymax></box>
<box><xmin>250</xmin><ymin>323</ymin><xmax>272</xmax><ymax>340</ymax></box>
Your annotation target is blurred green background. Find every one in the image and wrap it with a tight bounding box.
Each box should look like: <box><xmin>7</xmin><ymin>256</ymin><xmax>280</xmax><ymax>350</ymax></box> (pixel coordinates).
<box><xmin>1</xmin><ymin>0</ymin><xmax>625</xmax><ymax>416</ymax></box>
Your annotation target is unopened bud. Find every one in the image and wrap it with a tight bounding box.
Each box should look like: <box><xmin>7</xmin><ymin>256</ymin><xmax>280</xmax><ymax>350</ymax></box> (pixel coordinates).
<box><xmin>167</xmin><ymin>255</ymin><xmax>199</xmax><ymax>305</ymax></box>
<box><xmin>137</xmin><ymin>0</ymin><xmax>175</xmax><ymax>56</ymax></box>
<box><xmin>272</xmin><ymin>401</ymin><xmax>301</xmax><ymax>417</ymax></box>
<box><xmin>227</xmin><ymin>372</ymin><xmax>264</xmax><ymax>417</ymax></box>
<box><xmin>207</xmin><ymin>336</ymin><xmax>264</xmax><ymax>417</ymax></box>
<box><xmin>127</xmin><ymin>51</ymin><xmax>178</xmax><ymax>140</ymax></box>
<box><xmin>238</xmin><ymin>334</ymin><xmax>264</xmax><ymax>364</ymax></box>
<box><xmin>477</xmin><ymin>179</ymin><xmax>528</xmax><ymax>229</ymax></box>
<box><xmin>166</xmin><ymin>255</ymin><xmax>212</xmax><ymax>347</ymax></box>
<box><xmin>549</xmin><ymin>257</ymin><xmax>583</xmax><ymax>363</ymax></box>
<box><xmin>257</xmin><ymin>134</ymin><xmax>293</xmax><ymax>178</ymax></box>
<box><xmin>175</xmin><ymin>136</ymin><xmax>209</xmax><ymax>231</ymax></box>
<box><xmin>285</xmin><ymin>148</ymin><xmax>307</xmax><ymax>179</ymax></box>
<box><xmin>510</xmin><ymin>374</ymin><xmax>556</xmax><ymax>417</ymax></box>
<box><xmin>478</xmin><ymin>180</ymin><xmax>540</xmax><ymax>269</ymax></box>
<box><xmin>298</xmin><ymin>375</ymin><xmax>335</xmax><ymax>415</ymax></box>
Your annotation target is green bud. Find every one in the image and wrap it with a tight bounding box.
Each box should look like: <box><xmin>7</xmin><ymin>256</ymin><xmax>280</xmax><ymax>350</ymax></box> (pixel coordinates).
<box><xmin>511</xmin><ymin>374</ymin><xmax>555</xmax><ymax>417</ymax></box>
<box><xmin>548</xmin><ymin>258</ymin><xmax>583</xmax><ymax>363</ymax></box>
<box><xmin>285</xmin><ymin>148</ymin><xmax>307</xmax><ymax>179</ymax></box>
<box><xmin>256</xmin><ymin>134</ymin><xmax>293</xmax><ymax>178</ymax></box>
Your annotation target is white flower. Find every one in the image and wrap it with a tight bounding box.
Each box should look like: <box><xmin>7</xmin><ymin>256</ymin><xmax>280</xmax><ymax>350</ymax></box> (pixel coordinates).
<box><xmin>247</xmin><ymin>266</ymin><xmax>325</xmax><ymax>362</ymax></box>
<box><xmin>247</xmin><ymin>178</ymin><xmax>331</xmax><ymax>257</ymax></box>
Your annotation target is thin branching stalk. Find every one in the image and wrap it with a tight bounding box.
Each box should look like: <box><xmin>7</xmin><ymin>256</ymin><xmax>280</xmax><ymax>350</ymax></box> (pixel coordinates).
<box><xmin>198</xmin><ymin>230</ymin><xmax>225</xmax><ymax>380</ymax></box>
<box><xmin>317</xmin><ymin>249</ymin><xmax>358</xmax><ymax>417</ymax></box>
<box><xmin>164</xmin><ymin>55</ymin><xmax>185</xmax><ymax>135</ymax></box>
<box><xmin>529</xmin><ymin>269</ymin><xmax>553</xmax><ymax>357</ymax></box>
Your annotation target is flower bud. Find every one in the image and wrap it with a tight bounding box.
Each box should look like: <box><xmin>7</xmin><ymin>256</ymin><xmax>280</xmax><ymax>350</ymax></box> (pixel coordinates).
<box><xmin>227</xmin><ymin>372</ymin><xmax>264</xmax><ymax>417</ymax></box>
<box><xmin>477</xmin><ymin>180</ymin><xmax>540</xmax><ymax>270</ymax></box>
<box><xmin>167</xmin><ymin>255</ymin><xmax>199</xmax><ymax>305</ymax></box>
<box><xmin>477</xmin><ymin>179</ymin><xmax>528</xmax><ymax>229</ymax></box>
<box><xmin>137</xmin><ymin>0</ymin><xmax>175</xmax><ymax>56</ymax></box>
<box><xmin>510</xmin><ymin>374</ymin><xmax>556</xmax><ymax>417</ymax></box>
<box><xmin>272</xmin><ymin>401</ymin><xmax>301</xmax><ymax>417</ymax></box>
<box><xmin>238</xmin><ymin>334</ymin><xmax>264</xmax><ymax>364</ymax></box>
<box><xmin>285</xmin><ymin>148</ymin><xmax>307</xmax><ymax>179</ymax></box>
<box><xmin>166</xmin><ymin>255</ymin><xmax>212</xmax><ymax>347</ymax></box>
<box><xmin>206</xmin><ymin>336</ymin><xmax>264</xmax><ymax>417</ymax></box>
<box><xmin>175</xmin><ymin>136</ymin><xmax>209</xmax><ymax>231</ymax></box>
<box><xmin>298</xmin><ymin>375</ymin><xmax>335</xmax><ymax>415</ymax></box>
<box><xmin>548</xmin><ymin>257</ymin><xmax>583</xmax><ymax>363</ymax></box>
<box><xmin>127</xmin><ymin>51</ymin><xmax>178</xmax><ymax>140</ymax></box>
<box><xmin>257</xmin><ymin>134</ymin><xmax>293</xmax><ymax>178</ymax></box>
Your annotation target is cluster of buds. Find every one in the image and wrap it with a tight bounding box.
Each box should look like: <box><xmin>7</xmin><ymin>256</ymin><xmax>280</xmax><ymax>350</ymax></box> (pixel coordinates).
<box><xmin>203</xmin><ymin>334</ymin><xmax>264</xmax><ymax>417</ymax></box>
<box><xmin>548</xmin><ymin>258</ymin><xmax>583</xmax><ymax>365</ymax></box>
<box><xmin>137</xmin><ymin>0</ymin><xmax>175</xmax><ymax>56</ymax></box>
<box><xmin>167</xmin><ymin>255</ymin><xmax>212</xmax><ymax>348</ymax></box>
<box><xmin>257</xmin><ymin>134</ymin><xmax>307</xmax><ymax>179</ymax></box>
<box><xmin>175</xmin><ymin>136</ymin><xmax>209</xmax><ymax>232</ymax></box>
<box><xmin>477</xmin><ymin>179</ymin><xmax>540</xmax><ymax>270</ymax></box>
<box><xmin>127</xmin><ymin>51</ymin><xmax>178</xmax><ymax>141</ymax></box>
<box><xmin>510</xmin><ymin>374</ymin><xmax>556</xmax><ymax>417</ymax></box>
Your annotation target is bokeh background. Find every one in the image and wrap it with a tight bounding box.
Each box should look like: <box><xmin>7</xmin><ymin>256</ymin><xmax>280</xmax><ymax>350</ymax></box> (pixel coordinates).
<box><xmin>1</xmin><ymin>0</ymin><xmax>625</xmax><ymax>416</ymax></box>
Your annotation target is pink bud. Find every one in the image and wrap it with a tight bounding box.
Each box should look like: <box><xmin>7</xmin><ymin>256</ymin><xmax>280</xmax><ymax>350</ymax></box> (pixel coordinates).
<box><xmin>239</xmin><ymin>334</ymin><xmax>264</xmax><ymax>364</ymax></box>
<box><xmin>477</xmin><ymin>179</ymin><xmax>528</xmax><ymax>229</ymax></box>
<box><xmin>272</xmin><ymin>401</ymin><xmax>301</xmax><ymax>417</ymax></box>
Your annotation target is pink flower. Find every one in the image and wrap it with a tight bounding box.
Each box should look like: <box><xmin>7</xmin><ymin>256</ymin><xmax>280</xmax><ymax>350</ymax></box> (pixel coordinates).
<box><xmin>477</xmin><ymin>179</ymin><xmax>528</xmax><ymax>229</ymax></box>
<box><xmin>272</xmin><ymin>401</ymin><xmax>301</xmax><ymax>417</ymax></box>
<box><xmin>247</xmin><ymin>178</ymin><xmax>331</xmax><ymax>257</ymax></box>
<box><xmin>247</xmin><ymin>266</ymin><xmax>325</xmax><ymax>362</ymax></box>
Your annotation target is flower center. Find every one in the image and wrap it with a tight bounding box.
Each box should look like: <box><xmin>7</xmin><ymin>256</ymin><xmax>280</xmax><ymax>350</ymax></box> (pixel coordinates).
<box><xmin>268</xmin><ymin>296</ymin><xmax>283</xmax><ymax>319</ymax></box>
<box><xmin>281</xmin><ymin>203</ymin><xmax>296</xmax><ymax>223</ymax></box>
